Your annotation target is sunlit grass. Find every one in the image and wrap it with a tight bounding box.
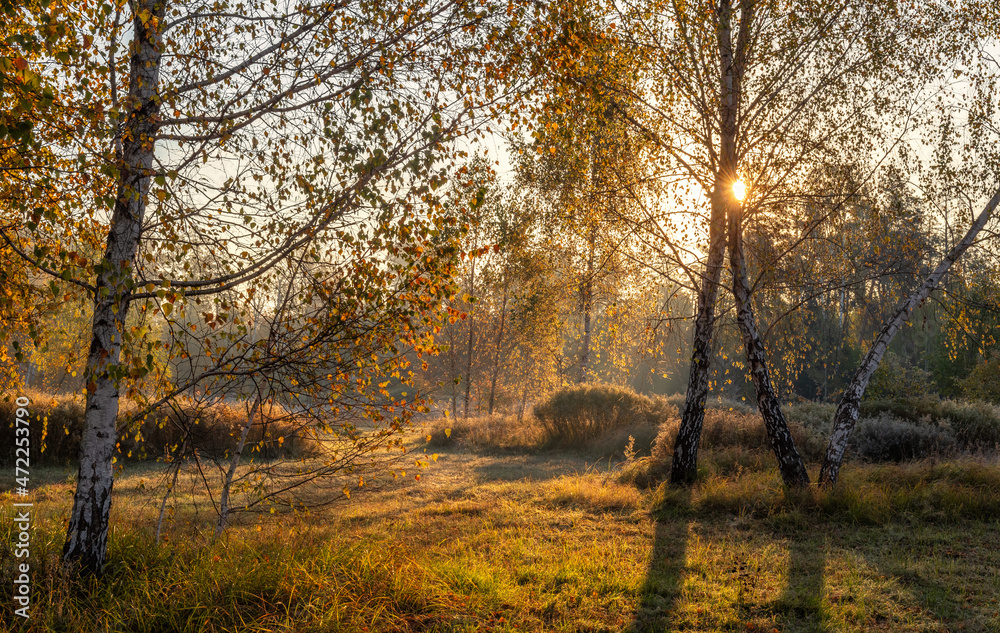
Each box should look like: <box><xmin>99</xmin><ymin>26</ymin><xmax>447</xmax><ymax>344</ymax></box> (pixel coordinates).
<box><xmin>1</xmin><ymin>450</ymin><xmax>999</xmax><ymax>631</ymax></box>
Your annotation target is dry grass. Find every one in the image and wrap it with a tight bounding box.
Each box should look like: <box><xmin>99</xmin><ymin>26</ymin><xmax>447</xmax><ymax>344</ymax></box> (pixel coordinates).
<box><xmin>0</xmin><ymin>389</ymin><xmax>318</xmax><ymax>466</ymax></box>
<box><xmin>424</xmin><ymin>413</ymin><xmax>549</xmax><ymax>452</ymax></box>
<box><xmin>2</xmin><ymin>447</ymin><xmax>1000</xmax><ymax>632</ymax></box>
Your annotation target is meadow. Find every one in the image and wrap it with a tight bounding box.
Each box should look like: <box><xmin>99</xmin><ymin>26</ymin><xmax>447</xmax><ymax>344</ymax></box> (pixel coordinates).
<box><xmin>3</xmin><ymin>428</ymin><xmax>1000</xmax><ymax>632</ymax></box>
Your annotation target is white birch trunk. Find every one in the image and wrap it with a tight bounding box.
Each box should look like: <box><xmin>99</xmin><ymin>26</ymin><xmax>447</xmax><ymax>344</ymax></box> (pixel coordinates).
<box><xmin>670</xmin><ymin>187</ymin><xmax>727</xmax><ymax>484</ymax></box>
<box><xmin>730</xmin><ymin>207</ymin><xmax>810</xmax><ymax>486</ymax></box>
<box><xmin>155</xmin><ymin>461</ymin><xmax>182</xmax><ymax>545</ymax></box>
<box><xmin>463</xmin><ymin>258</ymin><xmax>475</xmax><ymax>417</ymax></box>
<box><xmin>215</xmin><ymin>396</ymin><xmax>261</xmax><ymax>538</ymax></box>
<box><xmin>671</xmin><ymin>0</ymin><xmax>746</xmax><ymax>484</ymax></box>
<box><xmin>63</xmin><ymin>0</ymin><xmax>165</xmax><ymax>574</ymax></box>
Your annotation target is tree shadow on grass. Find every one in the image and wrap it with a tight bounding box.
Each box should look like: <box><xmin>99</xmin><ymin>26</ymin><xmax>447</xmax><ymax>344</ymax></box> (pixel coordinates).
<box><xmin>626</xmin><ymin>492</ymin><xmax>690</xmax><ymax>632</ymax></box>
<box><xmin>856</xmin><ymin>526</ymin><xmax>999</xmax><ymax>632</ymax></box>
<box><xmin>773</xmin><ymin>529</ymin><xmax>830</xmax><ymax>633</ymax></box>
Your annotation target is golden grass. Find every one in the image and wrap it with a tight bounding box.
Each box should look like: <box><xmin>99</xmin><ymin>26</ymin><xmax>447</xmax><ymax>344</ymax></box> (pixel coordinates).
<box><xmin>2</xmin><ymin>448</ymin><xmax>1000</xmax><ymax>631</ymax></box>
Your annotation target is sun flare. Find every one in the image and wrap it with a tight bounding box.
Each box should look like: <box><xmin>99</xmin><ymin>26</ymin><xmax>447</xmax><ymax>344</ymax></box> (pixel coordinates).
<box><xmin>733</xmin><ymin>179</ymin><xmax>747</xmax><ymax>202</ymax></box>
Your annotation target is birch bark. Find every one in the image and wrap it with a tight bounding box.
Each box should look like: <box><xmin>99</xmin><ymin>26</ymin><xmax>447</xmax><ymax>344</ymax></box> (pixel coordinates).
<box><xmin>62</xmin><ymin>0</ymin><xmax>164</xmax><ymax>573</ymax></box>
<box><xmin>670</xmin><ymin>0</ymin><xmax>738</xmax><ymax>484</ymax></box>
<box><xmin>729</xmin><ymin>206</ymin><xmax>810</xmax><ymax>486</ymax></box>
<box><xmin>216</xmin><ymin>395</ymin><xmax>261</xmax><ymax>538</ymax></box>
<box><xmin>669</xmin><ymin>189</ymin><xmax>727</xmax><ymax>484</ymax></box>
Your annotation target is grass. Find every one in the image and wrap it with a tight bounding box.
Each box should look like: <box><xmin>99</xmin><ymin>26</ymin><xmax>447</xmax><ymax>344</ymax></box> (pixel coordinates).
<box><xmin>2</xmin><ymin>444</ymin><xmax>1000</xmax><ymax>632</ymax></box>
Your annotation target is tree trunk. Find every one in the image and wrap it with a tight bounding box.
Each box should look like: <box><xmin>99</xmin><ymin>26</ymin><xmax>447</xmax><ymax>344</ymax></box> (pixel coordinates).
<box><xmin>63</xmin><ymin>0</ymin><xmax>164</xmax><ymax>574</ymax></box>
<box><xmin>216</xmin><ymin>395</ymin><xmax>261</xmax><ymax>538</ymax></box>
<box><xmin>516</xmin><ymin>380</ymin><xmax>528</xmax><ymax>424</ymax></box>
<box><xmin>580</xmin><ymin>223</ymin><xmax>596</xmax><ymax>383</ymax></box>
<box><xmin>154</xmin><ymin>459</ymin><xmax>182</xmax><ymax>545</ymax></box>
<box><xmin>819</xmin><ymin>184</ymin><xmax>1000</xmax><ymax>485</ymax></box>
<box><xmin>669</xmin><ymin>190</ymin><xmax>727</xmax><ymax>485</ymax></box>
<box><xmin>729</xmin><ymin>205</ymin><xmax>810</xmax><ymax>487</ymax></box>
<box><xmin>463</xmin><ymin>259</ymin><xmax>475</xmax><ymax>417</ymax></box>
<box><xmin>487</xmin><ymin>283</ymin><xmax>509</xmax><ymax>415</ymax></box>
<box><xmin>448</xmin><ymin>329</ymin><xmax>458</xmax><ymax>419</ymax></box>
<box><xmin>670</xmin><ymin>0</ymin><xmax>750</xmax><ymax>485</ymax></box>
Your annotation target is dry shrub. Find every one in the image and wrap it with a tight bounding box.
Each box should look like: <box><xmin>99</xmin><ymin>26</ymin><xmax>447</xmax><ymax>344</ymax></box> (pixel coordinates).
<box><xmin>623</xmin><ymin>406</ymin><xmax>823</xmax><ymax>487</ymax></box>
<box><xmin>533</xmin><ymin>384</ymin><xmax>676</xmax><ymax>450</ymax></box>
<box><xmin>586</xmin><ymin>424</ymin><xmax>659</xmax><ymax>459</ymax></box>
<box><xmin>118</xmin><ymin>397</ymin><xmax>319</xmax><ymax>461</ymax></box>
<box><xmin>0</xmin><ymin>391</ymin><xmax>318</xmax><ymax>465</ymax></box>
<box><xmin>0</xmin><ymin>390</ymin><xmax>86</xmax><ymax>465</ymax></box>
<box><xmin>849</xmin><ymin>414</ymin><xmax>956</xmax><ymax>462</ymax></box>
<box><xmin>425</xmin><ymin>414</ymin><xmax>548</xmax><ymax>451</ymax></box>
<box><xmin>649</xmin><ymin>408</ymin><xmax>819</xmax><ymax>459</ymax></box>
<box><xmin>860</xmin><ymin>398</ymin><xmax>1000</xmax><ymax>450</ymax></box>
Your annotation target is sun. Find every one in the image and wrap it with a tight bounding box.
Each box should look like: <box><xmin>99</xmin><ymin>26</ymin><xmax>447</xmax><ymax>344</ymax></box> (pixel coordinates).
<box><xmin>733</xmin><ymin>179</ymin><xmax>747</xmax><ymax>202</ymax></box>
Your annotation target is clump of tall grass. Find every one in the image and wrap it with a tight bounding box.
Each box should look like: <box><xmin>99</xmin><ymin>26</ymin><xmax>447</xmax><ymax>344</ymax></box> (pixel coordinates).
<box><xmin>0</xmin><ymin>513</ymin><xmax>466</xmax><ymax>632</ymax></box>
<box><xmin>533</xmin><ymin>384</ymin><xmax>676</xmax><ymax>451</ymax></box>
<box><xmin>425</xmin><ymin>413</ymin><xmax>548</xmax><ymax>451</ymax></box>
<box><xmin>0</xmin><ymin>390</ymin><xmax>318</xmax><ymax>466</ymax></box>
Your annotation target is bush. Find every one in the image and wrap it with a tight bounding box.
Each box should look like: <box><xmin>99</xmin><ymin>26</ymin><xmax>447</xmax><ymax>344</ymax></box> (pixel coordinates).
<box><xmin>587</xmin><ymin>423</ymin><xmax>659</xmax><ymax>459</ymax></box>
<box><xmin>649</xmin><ymin>407</ymin><xmax>823</xmax><ymax>461</ymax></box>
<box><xmin>849</xmin><ymin>414</ymin><xmax>955</xmax><ymax>462</ymax></box>
<box><xmin>859</xmin><ymin>396</ymin><xmax>942</xmax><ymax>424</ymax></box>
<box><xmin>0</xmin><ymin>391</ymin><xmax>86</xmax><ymax>465</ymax></box>
<box><xmin>424</xmin><ymin>414</ymin><xmax>547</xmax><ymax>451</ymax></box>
<box><xmin>858</xmin><ymin>397</ymin><xmax>1000</xmax><ymax>450</ymax></box>
<box><xmin>937</xmin><ymin>400</ymin><xmax>1000</xmax><ymax>449</ymax></box>
<box><xmin>784</xmin><ymin>401</ymin><xmax>836</xmax><ymax>436</ymax></box>
<box><xmin>0</xmin><ymin>391</ymin><xmax>318</xmax><ymax>466</ymax></box>
<box><xmin>533</xmin><ymin>384</ymin><xmax>676</xmax><ymax>449</ymax></box>
<box><xmin>958</xmin><ymin>357</ymin><xmax>1000</xmax><ymax>403</ymax></box>
<box><xmin>866</xmin><ymin>352</ymin><xmax>936</xmax><ymax>399</ymax></box>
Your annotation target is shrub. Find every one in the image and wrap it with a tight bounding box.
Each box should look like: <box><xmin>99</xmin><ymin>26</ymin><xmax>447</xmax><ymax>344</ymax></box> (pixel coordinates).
<box><xmin>937</xmin><ymin>400</ymin><xmax>1000</xmax><ymax>449</ymax></box>
<box><xmin>849</xmin><ymin>414</ymin><xmax>955</xmax><ymax>462</ymax></box>
<box><xmin>648</xmin><ymin>407</ymin><xmax>822</xmax><ymax>461</ymax></box>
<box><xmin>533</xmin><ymin>384</ymin><xmax>676</xmax><ymax>449</ymax></box>
<box><xmin>0</xmin><ymin>391</ymin><xmax>318</xmax><ymax>466</ymax></box>
<box><xmin>424</xmin><ymin>414</ymin><xmax>547</xmax><ymax>451</ymax></box>
<box><xmin>859</xmin><ymin>396</ymin><xmax>942</xmax><ymax>424</ymax></box>
<box><xmin>784</xmin><ymin>401</ymin><xmax>835</xmax><ymax>436</ymax></box>
<box><xmin>958</xmin><ymin>357</ymin><xmax>1000</xmax><ymax>403</ymax></box>
<box><xmin>587</xmin><ymin>423</ymin><xmax>659</xmax><ymax>459</ymax></box>
<box><xmin>858</xmin><ymin>398</ymin><xmax>1000</xmax><ymax>450</ymax></box>
<box><xmin>866</xmin><ymin>352</ymin><xmax>936</xmax><ymax>399</ymax></box>
<box><xmin>662</xmin><ymin>393</ymin><xmax>755</xmax><ymax>415</ymax></box>
<box><xmin>0</xmin><ymin>391</ymin><xmax>86</xmax><ymax>465</ymax></box>
<box><xmin>116</xmin><ymin>398</ymin><xmax>318</xmax><ymax>461</ymax></box>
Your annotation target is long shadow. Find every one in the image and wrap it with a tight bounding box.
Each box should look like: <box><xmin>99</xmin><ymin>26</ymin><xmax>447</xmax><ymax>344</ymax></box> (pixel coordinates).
<box><xmin>627</xmin><ymin>492</ymin><xmax>690</xmax><ymax>632</ymax></box>
<box><xmin>774</xmin><ymin>525</ymin><xmax>829</xmax><ymax>632</ymax></box>
<box><xmin>854</xmin><ymin>526</ymin><xmax>993</xmax><ymax>629</ymax></box>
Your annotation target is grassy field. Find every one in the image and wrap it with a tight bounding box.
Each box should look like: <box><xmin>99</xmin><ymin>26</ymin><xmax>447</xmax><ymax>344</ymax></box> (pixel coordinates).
<box><xmin>2</xmin><ymin>443</ymin><xmax>1000</xmax><ymax>632</ymax></box>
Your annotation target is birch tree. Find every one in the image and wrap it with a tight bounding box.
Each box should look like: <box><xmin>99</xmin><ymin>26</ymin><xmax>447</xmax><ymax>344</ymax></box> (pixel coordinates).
<box><xmin>819</xmin><ymin>184</ymin><xmax>1000</xmax><ymax>484</ymax></box>
<box><xmin>819</xmin><ymin>32</ymin><xmax>1000</xmax><ymax>482</ymax></box>
<box><xmin>4</xmin><ymin>0</ymin><xmax>518</xmax><ymax>573</ymax></box>
<box><xmin>613</xmin><ymin>0</ymin><xmax>985</xmax><ymax>485</ymax></box>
